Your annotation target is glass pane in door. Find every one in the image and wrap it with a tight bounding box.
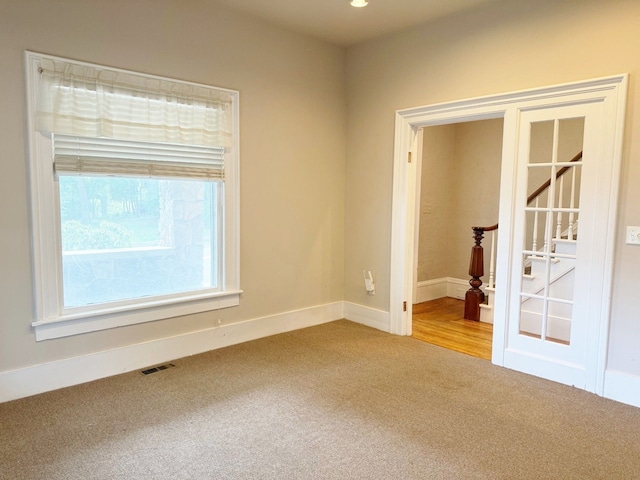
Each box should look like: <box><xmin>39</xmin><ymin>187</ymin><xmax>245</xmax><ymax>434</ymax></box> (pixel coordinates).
<box><xmin>519</xmin><ymin>117</ymin><xmax>584</xmax><ymax>344</ymax></box>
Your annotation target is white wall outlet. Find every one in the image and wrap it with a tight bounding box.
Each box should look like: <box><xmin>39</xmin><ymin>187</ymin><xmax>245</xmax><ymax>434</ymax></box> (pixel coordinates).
<box><xmin>626</xmin><ymin>226</ymin><xmax>640</xmax><ymax>245</ymax></box>
<box><xmin>363</xmin><ymin>270</ymin><xmax>375</xmax><ymax>294</ymax></box>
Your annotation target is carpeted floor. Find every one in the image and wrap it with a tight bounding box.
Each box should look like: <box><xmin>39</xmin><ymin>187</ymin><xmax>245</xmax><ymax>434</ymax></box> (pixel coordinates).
<box><xmin>2</xmin><ymin>320</ymin><xmax>640</xmax><ymax>479</ymax></box>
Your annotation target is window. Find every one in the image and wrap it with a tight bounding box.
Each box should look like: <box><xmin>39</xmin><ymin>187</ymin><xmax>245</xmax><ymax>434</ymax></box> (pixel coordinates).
<box><xmin>25</xmin><ymin>52</ymin><xmax>240</xmax><ymax>340</ymax></box>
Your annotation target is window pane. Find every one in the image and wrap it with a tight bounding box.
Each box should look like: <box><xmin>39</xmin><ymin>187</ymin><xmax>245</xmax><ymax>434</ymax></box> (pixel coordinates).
<box><xmin>59</xmin><ymin>176</ymin><xmax>219</xmax><ymax>308</ymax></box>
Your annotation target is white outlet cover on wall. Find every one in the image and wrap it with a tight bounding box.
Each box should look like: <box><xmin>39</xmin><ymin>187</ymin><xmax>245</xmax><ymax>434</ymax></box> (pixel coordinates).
<box><xmin>626</xmin><ymin>226</ymin><xmax>640</xmax><ymax>245</ymax></box>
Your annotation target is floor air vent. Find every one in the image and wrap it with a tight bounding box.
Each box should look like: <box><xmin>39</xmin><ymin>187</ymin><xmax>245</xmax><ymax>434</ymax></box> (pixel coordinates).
<box><xmin>141</xmin><ymin>363</ymin><xmax>176</xmax><ymax>375</ymax></box>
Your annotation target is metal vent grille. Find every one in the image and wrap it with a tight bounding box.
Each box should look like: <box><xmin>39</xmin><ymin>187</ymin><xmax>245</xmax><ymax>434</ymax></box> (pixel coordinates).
<box><xmin>141</xmin><ymin>363</ymin><xmax>176</xmax><ymax>375</ymax></box>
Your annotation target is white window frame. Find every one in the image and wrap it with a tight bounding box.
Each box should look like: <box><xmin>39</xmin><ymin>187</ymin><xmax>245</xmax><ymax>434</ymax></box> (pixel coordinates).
<box><xmin>25</xmin><ymin>52</ymin><xmax>241</xmax><ymax>341</ymax></box>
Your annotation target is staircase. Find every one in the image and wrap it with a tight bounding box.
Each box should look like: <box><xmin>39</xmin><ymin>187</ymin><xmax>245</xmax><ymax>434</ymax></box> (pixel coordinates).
<box><xmin>465</xmin><ymin>151</ymin><xmax>582</xmax><ymax>337</ymax></box>
<box><xmin>480</xmin><ymin>235</ymin><xmax>576</xmax><ymax>338</ymax></box>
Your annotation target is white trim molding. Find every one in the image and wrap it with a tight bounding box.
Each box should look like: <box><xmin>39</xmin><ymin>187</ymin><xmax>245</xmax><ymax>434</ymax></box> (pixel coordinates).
<box><xmin>33</xmin><ymin>291</ymin><xmax>242</xmax><ymax>341</ymax></box>
<box><xmin>603</xmin><ymin>370</ymin><xmax>640</xmax><ymax>409</ymax></box>
<box><xmin>1</xmin><ymin>302</ymin><xmax>343</xmax><ymax>403</ymax></box>
<box><xmin>343</xmin><ymin>302</ymin><xmax>391</xmax><ymax>332</ymax></box>
<box><xmin>414</xmin><ymin>277</ymin><xmax>468</xmax><ymax>304</ymax></box>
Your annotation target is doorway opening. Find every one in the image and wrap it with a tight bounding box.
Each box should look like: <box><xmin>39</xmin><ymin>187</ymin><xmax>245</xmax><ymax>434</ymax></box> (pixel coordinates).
<box><xmin>411</xmin><ymin>119</ymin><xmax>503</xmax><ymax>360</ymax></box>
<box><xmin>389</xmin><ymin>75</ymin><xmax>626</xmax><ymax>394</ymax></box>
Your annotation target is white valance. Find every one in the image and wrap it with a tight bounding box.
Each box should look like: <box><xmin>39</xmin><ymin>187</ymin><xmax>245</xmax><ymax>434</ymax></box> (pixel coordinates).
<box><xmin>36</xmin><ymin>58</ymin><xmax>234</xmax><ymax>148</ymax></box>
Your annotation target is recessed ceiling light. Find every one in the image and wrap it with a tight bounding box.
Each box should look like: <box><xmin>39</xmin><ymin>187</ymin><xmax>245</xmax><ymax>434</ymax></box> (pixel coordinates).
<box><xmin>351</xmin><ymin>0</ymin><xmax>369</xmax><ymax>7</ymax></box>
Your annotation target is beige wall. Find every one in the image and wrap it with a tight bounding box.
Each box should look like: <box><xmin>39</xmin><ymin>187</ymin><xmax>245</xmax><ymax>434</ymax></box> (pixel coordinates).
<box><xmin>345</xmin><ymin>0</ymin><xmax>640</xmax><ymax>375</ymax></box>
<box><xmin>450</xmin><ymin>119</ymin><xmax>503</xmax><ymax>282</ymax></box>
<box><xmin>3</xmin><ymin>0</ymin><xmax>640</xmax><ymax>386</ymax></box>
<box><xmin>418</xmin><ymin>119</ymin><xmax>503</xmax><ymax>283</ymax></box>
<box><xmin>0</xmin><ymin>1</ymin><xmax>346</xmax><ymax>372</ymax></box>
<box><xmin>417</xmin><ymin>124</ymin><xmax>456</xmax><ymax>281</ymax></box>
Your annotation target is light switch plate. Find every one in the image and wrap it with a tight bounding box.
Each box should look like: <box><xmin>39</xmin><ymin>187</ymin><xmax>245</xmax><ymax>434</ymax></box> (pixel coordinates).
<box><xmin>626</xmin><ymin>226</ymin><xmax>640</xmax><ymax>245</ymax></box>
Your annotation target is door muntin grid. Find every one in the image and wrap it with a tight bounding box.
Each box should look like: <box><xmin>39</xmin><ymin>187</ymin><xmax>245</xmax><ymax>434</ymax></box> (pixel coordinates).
<box><xmin>519</xmin><ymin>118</ymin><xmax>584</xmax><ymax>345</ymax></box>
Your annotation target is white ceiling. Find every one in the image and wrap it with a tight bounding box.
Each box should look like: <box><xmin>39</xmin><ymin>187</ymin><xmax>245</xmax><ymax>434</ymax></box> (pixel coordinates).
<box><xmin>211</xmin><ymin>0</ymin><xmax>502</xmax><ymax>46</ymax></box>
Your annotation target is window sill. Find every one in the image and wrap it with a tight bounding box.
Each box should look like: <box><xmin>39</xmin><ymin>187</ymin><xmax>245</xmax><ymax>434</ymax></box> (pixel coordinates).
<box><xmin>32</xmin><ymin>290</ymin><xmax>242</xmax><ymax>341</ymax></box>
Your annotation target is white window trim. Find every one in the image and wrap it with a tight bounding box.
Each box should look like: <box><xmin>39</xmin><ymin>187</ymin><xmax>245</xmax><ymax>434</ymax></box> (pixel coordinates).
<box><xmin>25</xmin><ymin>51</ymin><xmax>241</xmax><ymax>341</ymax></box>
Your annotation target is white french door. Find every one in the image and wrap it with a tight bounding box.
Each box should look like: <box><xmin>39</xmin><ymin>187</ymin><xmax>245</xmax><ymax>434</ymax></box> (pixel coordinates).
<box><xmin>502</xmin><ymin>101</ymin><xmax>610</xmax><ymax>390</ymax></box>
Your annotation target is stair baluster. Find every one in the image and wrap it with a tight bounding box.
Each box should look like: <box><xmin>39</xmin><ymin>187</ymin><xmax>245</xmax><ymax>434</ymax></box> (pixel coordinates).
<box><xmin>568</xmin><ymin>167</ymin><xmax>577</xmax><ymax>239</ymax></box>
<box><xmin>532</xmin><ymin>197</ymin><xmax>539</xmax><ymax>253</ymax></box>
<box><xmin>556</xmin><ymin>175</ymin><xmax>564</xmax><ymax>240</ymax></box>
<box><xmin>488</xmin><ymin>229</ymin><xmax>496</xmax><ymax>290</ymax></box>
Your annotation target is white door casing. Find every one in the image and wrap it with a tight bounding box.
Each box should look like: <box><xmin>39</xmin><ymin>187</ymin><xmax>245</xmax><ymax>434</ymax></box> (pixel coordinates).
<box><xmin>390</xmin><ymin>75</ymin><xmax>627</xmax><ymax>395</ymax></box>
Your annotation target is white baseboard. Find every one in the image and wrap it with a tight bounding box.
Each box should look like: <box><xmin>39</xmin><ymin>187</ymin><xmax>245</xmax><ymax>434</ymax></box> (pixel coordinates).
<box><xmin>603</xmin><ymin>370</ymin><xmax>640</xmax><ymax>408</ymax></box>
<box><xmin>415</xmin><ymin>277</ymin><xmax>468</xmax><ymax>303</ymax></box>
<box><xmin>11</xmin><ymin>299</ymin><xmax>638</xmax><ymax>410</ymax></box>
<box><xmin>0</xmin><ymin>302</ymin><xmax>344</xmax><ymax>403</ymax></box>
<box><xmin>343</xmin><ymin>302</ymin><xmax>390</xmax><ymax>332</ymax></box>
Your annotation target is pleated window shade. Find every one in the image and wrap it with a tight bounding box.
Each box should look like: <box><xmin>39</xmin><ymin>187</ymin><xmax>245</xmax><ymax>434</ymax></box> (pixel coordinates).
<box><xmin>53</xmin><ymin>134</ymin><xmax>225</xmax><ymax>180</ymax></box>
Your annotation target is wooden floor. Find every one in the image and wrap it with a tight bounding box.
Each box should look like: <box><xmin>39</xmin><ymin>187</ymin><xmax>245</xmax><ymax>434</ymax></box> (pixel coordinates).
<box><xmin>412</xmin><ymin>297</ymin><xmax>493</xmax><ymax>360</ymax></box>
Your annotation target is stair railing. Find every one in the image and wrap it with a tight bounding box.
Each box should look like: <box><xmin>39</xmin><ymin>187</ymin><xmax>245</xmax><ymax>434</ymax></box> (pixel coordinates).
<box><xmin>463</xmin><ymin>151</ymin><xmax>582</xmax><ymax>321</ymax></box>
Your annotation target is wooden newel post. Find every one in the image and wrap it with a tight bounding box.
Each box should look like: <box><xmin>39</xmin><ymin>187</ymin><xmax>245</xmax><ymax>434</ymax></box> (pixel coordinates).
<box><xmin>464</xmin><ymin>227</ymin><xmax>485</xmax><ymax>321</ymax></box>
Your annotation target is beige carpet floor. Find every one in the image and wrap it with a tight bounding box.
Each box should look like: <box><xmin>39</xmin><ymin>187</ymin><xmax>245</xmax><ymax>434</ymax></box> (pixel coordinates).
<box><xmin>2</xmin><ymin>320</ymin><xmax>640</xmax><ymax>479</ymax></box>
